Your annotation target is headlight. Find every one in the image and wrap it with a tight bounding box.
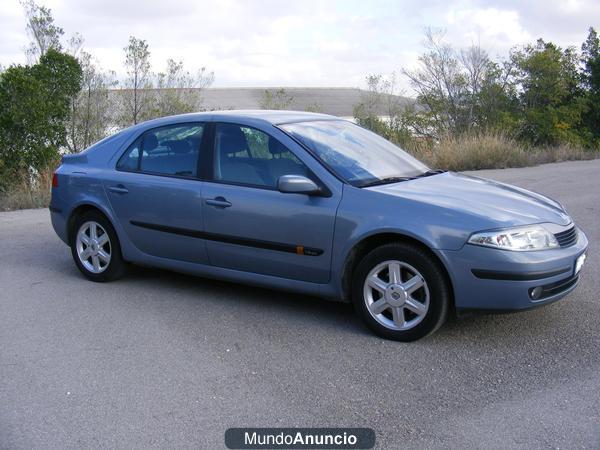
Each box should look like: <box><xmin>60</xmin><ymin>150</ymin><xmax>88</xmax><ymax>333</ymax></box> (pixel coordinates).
<box><xmin>468</xmin><ymin>224</ymin><xmax>559</xmax><ymax>251</ymax></box>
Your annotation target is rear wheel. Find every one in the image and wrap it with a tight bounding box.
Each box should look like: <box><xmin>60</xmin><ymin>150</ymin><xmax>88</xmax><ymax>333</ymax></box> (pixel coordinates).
<box><xmin>352</xmin><ymin>242</ymin><xmax>450</xmax><ymax>341</ymax></box>
<box><xmin>70</xmin><ymin>210</ymin><xmax>125</xmax><ymax>282</ymax></box>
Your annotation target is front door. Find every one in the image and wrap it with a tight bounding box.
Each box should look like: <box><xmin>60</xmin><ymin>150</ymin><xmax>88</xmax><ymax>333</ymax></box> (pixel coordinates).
<box><xmin>201</xmin><ymin>122</ymin><xmax>340</xmax><ymax>283</ymax></box>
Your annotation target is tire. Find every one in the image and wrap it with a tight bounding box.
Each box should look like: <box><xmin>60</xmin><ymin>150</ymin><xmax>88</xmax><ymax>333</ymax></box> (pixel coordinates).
<box><xmin>70</xmin><ymin>210</ymin><xmax>126</xmax><ymax>282</ymax></box>
<box><xmin>352</xmin><ymin>242</ymin><xmax>450</xmax><ymax>341</ymax></box>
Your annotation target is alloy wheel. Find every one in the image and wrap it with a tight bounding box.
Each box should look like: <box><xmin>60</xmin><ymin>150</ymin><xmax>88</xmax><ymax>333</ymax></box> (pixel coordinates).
<box><xmin>363</xmin><ymin>260</ymin><xmax>430</xmax><ymax>331</ymax></box>
<box><xmin>75</xmin><ymin>221</ymin><xmax>111</xmax><ymax>274</ymax></box>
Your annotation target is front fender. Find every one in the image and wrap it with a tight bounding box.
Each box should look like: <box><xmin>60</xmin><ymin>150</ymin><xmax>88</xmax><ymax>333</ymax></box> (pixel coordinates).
<box><xmin>329</xmin><ymin>184</ymin><xmax>470</xmax><ymax>299</ymax></box>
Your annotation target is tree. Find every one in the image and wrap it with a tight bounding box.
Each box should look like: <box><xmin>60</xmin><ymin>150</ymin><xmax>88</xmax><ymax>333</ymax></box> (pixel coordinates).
<box><xmin>152</xmin><ymin>59</ymin><xmax>214</xmax><ymax>118</ymax></box>
<box><xmin>120</xmin><ymin>36</ymin><xmax>152</xmax><ymax>126</ymax></box>
<box><xmin>354</xmin><ymin>74</ymin><xmax>404</xmax><ymax>137</ymax></box>
<box><xmin>470</xmin><ymin>58</ymin><xmax>519</xmax><ymax>133</ymax></box>
<box><xmin>260</xmin><ymin>88</ymin><xmax>294</xmax><ymax>110</ymax></box>
<box><xmin>402</xmin><ymin>29</ymin><xmax>468</xmax><ymax>137</ymax></box>
<box><xmin>401</xmin><ymin>29</ymin><xmax>515</xmax><ymax>138</ymax></box>
<box><xmin>21</xmin><ymin>0</ymin><xmax>64</xmax><ymax>62</ymax></box>
<box><xmin>511</xmin><ymin>39</ymin><xmax>588</xmax><ymax>146</ymax></box>
<box><xmin>66</xmin><ymin>51</ymin><xmax>116</xmax><ymax>152</ymax></box>
<box><xmin>581</xmin><ymin>27</ymin><xmax>600</xmax><ymax>145</ymax></box>
<box><xmin>0</xmin><ymin>50</ymin><xmax>82</xmax><ymax>188</ymax></box>
<box><xmin>353</xmin><ymin>74</ymin><xmax>415</xmax><ymax>148</ymax></box>
<box><xmin>305</xmin><ymin>102</ymin><xmax>323</xmax><ymax>113</ymax></box>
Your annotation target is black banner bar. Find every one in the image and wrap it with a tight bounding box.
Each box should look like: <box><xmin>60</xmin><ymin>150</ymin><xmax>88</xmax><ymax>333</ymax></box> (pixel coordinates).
<box><xmin>225</xmin><ymin>428</ymin><xmax>375</xmax><ymax>449</ymax></box>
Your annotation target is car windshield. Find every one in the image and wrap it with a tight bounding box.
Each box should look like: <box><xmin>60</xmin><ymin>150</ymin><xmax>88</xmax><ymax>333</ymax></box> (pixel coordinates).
<box><xmin>280</xmin><ymin>120</ymin><xmax>429</xmax><ymax>187</ymax></box>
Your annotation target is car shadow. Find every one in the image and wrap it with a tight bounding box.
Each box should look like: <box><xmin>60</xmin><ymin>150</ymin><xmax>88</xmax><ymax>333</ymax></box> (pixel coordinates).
<box><xmin>123</xmin><ymin>264</ymin><xmax>368</xmax><ymax>336</ymax></box>
<box><xmin>50</xmin><ymin>251</ymin><xmax>592</xmax><ymax>349</ymax></box>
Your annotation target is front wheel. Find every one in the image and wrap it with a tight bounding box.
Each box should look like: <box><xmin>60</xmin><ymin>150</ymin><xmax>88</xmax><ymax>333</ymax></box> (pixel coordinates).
<box><xmin>70</xmin><ymin>210</ymin><xmax>126</xmax><ymax>282</ymax></box>
<box><xmin>352</xmin><ymin>242</ymin><xmax>450</xmax><ymax>341</ymax></box>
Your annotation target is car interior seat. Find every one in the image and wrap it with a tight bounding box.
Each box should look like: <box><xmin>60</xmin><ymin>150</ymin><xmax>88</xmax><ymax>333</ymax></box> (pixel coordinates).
<box><xmin>216</xmin><ymin>125</ymin><xmax>265</xmax><ymax>185</ymax></box>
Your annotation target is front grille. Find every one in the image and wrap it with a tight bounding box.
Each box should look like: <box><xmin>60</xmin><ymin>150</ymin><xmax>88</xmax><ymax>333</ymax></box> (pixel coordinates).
<box><xmin>554</xmin><ymin>226</ymin><xmax>578</xmax><ymax>248</ymax></box>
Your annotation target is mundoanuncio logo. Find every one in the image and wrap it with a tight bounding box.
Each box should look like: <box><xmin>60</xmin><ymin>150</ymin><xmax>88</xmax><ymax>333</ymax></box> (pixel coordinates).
<box><xmin>224</xmin><ymin>428</ymin><xmax>376</xmax><ymax>449</ymax></box>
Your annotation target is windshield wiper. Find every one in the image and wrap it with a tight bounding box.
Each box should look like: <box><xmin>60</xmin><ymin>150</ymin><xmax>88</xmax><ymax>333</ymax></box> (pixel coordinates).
<box><xmin>359</xmin><ymin>169</ymin><xmax>446</xmax><ymax>188</ymax></box>
<box><xmin>359</xmin><ymin>176</ymin><xmax>416</xmax><ymax>187</ymax></box>
<box><xmin>415</xmin><ymin>169</ymin><xmax>446</xmax><ymax>178</ymax></box>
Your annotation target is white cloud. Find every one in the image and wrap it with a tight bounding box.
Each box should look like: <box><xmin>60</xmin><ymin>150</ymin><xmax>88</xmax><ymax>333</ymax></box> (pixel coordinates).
<box><xmin>446</xmin><ymin>8</ymin><xmax>531</xmax><ymax>49</ymax></box>
<box><xmin>0</xmin><ymin>0</ymin><xmax>598</xmax><ymax>91</ymax></box>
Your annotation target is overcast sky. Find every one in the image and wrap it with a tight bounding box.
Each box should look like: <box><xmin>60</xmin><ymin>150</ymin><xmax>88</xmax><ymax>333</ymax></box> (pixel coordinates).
<box><xmin>1</xmin><ymin>0</ymin><xmax>598</xmax><ymax>93</ymax></box>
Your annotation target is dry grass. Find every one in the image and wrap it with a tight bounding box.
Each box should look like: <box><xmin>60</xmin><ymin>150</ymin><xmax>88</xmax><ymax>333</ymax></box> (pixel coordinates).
<box><xmin>529</xmin><ymin>143</ymin><xmax>597</xmax><ymax>165</ymax></box>
<box><xmin>427</xmin><ymin>132</ymin><xmax>528</xmax><ymax>171</ymax></box>
<box><xmin>408</xmin><ymin>132</ymin><xmax>599</xmax><ymax>171</ymax></box>
<box><xmin>0</xmin><ymin>166</ymin><xmax>54</xmax><ymax>211</ymax></box>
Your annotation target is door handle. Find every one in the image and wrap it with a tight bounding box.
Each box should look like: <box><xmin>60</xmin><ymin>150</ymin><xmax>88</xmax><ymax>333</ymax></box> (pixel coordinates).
<box><xmin>205</xmin><ymin>197</ymin><xmax>232</xmax><ymax>208</ymax></box>
<box><xmin>108</xmin><ymin>185</ymin><xmax>129</xmax><ymax>194</ymax></box>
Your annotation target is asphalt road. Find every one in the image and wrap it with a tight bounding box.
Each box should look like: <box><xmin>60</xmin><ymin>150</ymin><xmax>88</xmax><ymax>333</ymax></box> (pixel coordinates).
<box><xmin>1</xmin><ymin>160</ymin><xmax>599</xmax><ymax>449</ymax></box>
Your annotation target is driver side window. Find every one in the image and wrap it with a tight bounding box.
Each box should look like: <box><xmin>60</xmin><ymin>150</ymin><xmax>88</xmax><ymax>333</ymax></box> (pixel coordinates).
<box><xmin>213</xmin><ymin>123</ymin><xmax>308</xmax><ymax>188</ymax></box>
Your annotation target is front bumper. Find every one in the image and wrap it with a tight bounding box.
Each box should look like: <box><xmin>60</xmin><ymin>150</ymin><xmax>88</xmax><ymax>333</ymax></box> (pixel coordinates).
<box><xmin>436</xmin><ymin>228</ymin><xmax>588</xmax><ymax>311</ymax></box>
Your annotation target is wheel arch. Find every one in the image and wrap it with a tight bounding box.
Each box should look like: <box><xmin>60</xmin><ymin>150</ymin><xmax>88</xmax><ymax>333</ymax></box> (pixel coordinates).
<box><xmin>67</xmin><ymin>202</ymin><xmax>116</xmax><ymax>245</ymax></box>
<box><xmin>340</xmin><ymin>232</ymin><xmax>455</xmax><ymax>307</ymax></box>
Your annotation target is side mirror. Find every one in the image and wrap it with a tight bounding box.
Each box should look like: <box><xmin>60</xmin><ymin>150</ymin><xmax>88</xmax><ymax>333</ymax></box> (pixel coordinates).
<box><xmin>277</xmin><ymin>175</ymin><xmax>321</xmax><ymax>195</ymax></box>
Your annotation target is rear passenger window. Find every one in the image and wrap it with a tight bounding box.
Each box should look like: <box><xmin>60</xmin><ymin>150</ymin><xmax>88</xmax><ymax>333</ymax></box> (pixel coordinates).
<box><xmin>214</xmin><ymin>123</ymin><xmax>308</xmax><ymax>188</ymax></box>
<box><xmin>117</xmin><ymin>123</ymin><xmax>204</xmax><ymax>177</ymax></box>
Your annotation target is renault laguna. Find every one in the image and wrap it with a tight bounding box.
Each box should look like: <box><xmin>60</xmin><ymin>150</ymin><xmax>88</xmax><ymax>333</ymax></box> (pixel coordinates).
<box><xmin>49</xmin><ymin>111</ymin><xmax>588</xmax><ymax>341</ymax></box>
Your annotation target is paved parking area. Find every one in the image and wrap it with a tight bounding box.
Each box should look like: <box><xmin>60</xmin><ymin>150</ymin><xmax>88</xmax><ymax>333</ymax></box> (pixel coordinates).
<box><xmin>1</xmin><ymin>160</ymin><xmax>599</xmax><ymax>448</ymax></box>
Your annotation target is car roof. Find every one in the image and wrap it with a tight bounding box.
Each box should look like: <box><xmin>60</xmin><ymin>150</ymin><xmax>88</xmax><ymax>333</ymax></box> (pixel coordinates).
<box><xmin>210</xmin><ymin>109</ymin><xmax>340</xmax><ymax>125</ymax></box>
<box><xmin>127</xmin><ymin>110</ymin><xmax>342</xmax><ymax>131</ymax></box>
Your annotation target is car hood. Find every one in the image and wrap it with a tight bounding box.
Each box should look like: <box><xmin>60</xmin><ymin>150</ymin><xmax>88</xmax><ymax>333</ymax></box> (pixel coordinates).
<box><xmin>368</xmin><ymin>172</ymin><xmax>571</xmax><ymax>228</ymax></box>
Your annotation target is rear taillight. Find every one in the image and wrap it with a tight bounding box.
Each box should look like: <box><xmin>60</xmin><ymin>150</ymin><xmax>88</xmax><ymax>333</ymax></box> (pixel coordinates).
<box><xmin>52</xmin><ymin>173</ymin><xmax>58</xmax><ymax>188</ymax></box>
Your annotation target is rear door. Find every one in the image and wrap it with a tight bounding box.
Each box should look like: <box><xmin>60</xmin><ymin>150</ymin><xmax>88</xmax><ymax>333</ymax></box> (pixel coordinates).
<box><xmin>201</xmin><ymin>122</ymin><xmax>341</xmax><ymax>283</ymax></box>
<box><xmin>103</xmin><ymin>122</ymin><xmax>209</xmax><ymax>264</ymax></box>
